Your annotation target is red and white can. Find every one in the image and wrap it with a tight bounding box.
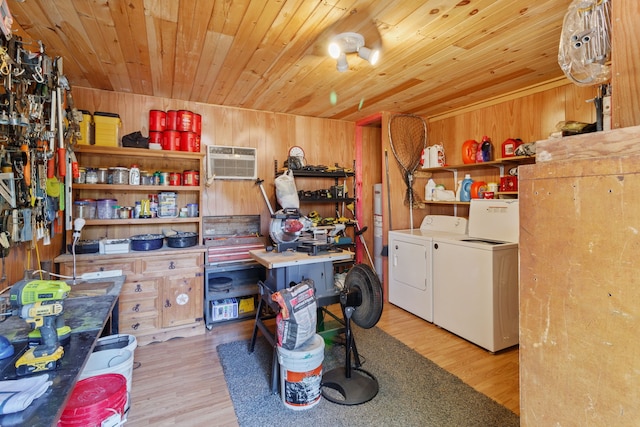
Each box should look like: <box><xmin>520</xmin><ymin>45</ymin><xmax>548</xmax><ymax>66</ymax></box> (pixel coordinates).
<box><xmin>191</xmin><ymin>113</ymin><xmax>201</xmax><ymax>135</ymax></box>
<box><xmin>149</xmin><ymin>110</ymin><xmax>166</xmax><ymax>131</ymax></box>
<box><xmin>148</xmin><ymin>131</ymin><xmax>163</xmax><ymax>145</ymax></box>
<box><xmin>166</xmin><ymin>110</ymin><xmax>178</xmax><ymax>130</ymax></box>
<box><xmin>183</xmin><ymin>170</ymin><xmax>198</xmax><ymax>186</ymax></box>
<box><xmin>176</xmin><ymin>110</ymin><xmax>193</xmax><ymax>132</ymax></box>
<box><xmin>169</xmin><ymin>172</ymin><xmax>182</xmax><ymax>186</ymax></box>
<box><xmin>180</xmin><ymin>131</ymin><xmax>196</xmax><ymax>152</ymax></box>
<box><xmin>163</xmin><ymin>130</ymin><xmax>180</xmax><ymax>151</ymax></box>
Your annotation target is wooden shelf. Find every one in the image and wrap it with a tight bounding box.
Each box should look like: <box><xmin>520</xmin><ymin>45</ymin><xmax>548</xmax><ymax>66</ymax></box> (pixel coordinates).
<box><xmin>75</xmin><ymin>145</ymin><xmax>204</xmax><ymax>161</ymax></box>
<box><xmin>84</xmin><ymin>217</ymin><xmax>201</xmax><ymax>226</ymax></box>
<box><xmin>74</xmin><ymin>183</ymin><xmax>202</xmax><ymax>192</ymax></box>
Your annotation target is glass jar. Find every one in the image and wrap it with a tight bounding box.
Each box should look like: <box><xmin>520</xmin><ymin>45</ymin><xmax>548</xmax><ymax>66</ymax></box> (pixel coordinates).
<box><xmin>110</xmin><ymin>167</ymin><xmax>129</xmax><ymax>185</ymax></box>
<box><xmin>96</xmin><ymin>168</ymin><xmax>108</xmax><ymax>184</ymax></box>
<box><xmin>85</xmin><ymin>168</ymin><xmax>98</xmax><ymax>184</ymax></box>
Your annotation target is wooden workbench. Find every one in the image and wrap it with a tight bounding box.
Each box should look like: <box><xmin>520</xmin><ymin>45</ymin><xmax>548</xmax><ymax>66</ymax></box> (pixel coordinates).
<box><xmin>0</xmin><ymin>276</ymin><xmax>124</xmax><ymax>427</ymax></box>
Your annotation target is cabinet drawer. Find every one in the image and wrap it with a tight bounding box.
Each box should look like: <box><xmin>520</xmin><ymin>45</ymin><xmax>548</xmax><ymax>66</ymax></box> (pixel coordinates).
<box><xmin>121</xmin><ymin>279</ymin><xmax>159</xmax><ymax>298</ymax></box>
<box><xmin>60</xmin><ymin>259</ymin><xmax>137</xmax><ymax>276</ymax></box>
<box><xmin>119</xmin><ymin>314</ymin><xmax>159</xmax><ymax>335</ymax></box>
<box><xmin>141</xmin><ymin>253</ymin><xmax>203</xmax><ymax>273</ymax></box>
<box><xmin>119</xmin><ymin>298</ymin><xmax>158</xmax><ymax>316</ymax></box>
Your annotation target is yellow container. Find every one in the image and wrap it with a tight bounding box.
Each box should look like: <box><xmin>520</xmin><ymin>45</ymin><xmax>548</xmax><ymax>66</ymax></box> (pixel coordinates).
<box><xmin>93</xmin><ymin>112</ymin><xmax>121</xmax><ymax>147</ymax></box>
<box><xmin>78</xmin><ymin>110</ymin><xmax>93</xmax><ymax>145</ymax></box>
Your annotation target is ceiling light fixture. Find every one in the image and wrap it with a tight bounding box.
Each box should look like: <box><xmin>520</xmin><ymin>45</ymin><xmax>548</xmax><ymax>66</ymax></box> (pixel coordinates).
<box><xmin>328</xmin><ymin>32</ymin><xmax>380</xmax><ymax>72</ymax></box>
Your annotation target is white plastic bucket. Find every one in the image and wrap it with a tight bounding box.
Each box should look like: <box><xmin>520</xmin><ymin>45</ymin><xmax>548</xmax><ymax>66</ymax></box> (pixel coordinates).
<box><xmin>80</xmin><ymin>348</ymin><xmax>133</xmax><ymax>411</ymax></box>
<box><xmin>94</xmin><ymin>334</ymin><xmax>137</xmax><ymax>355</ymax></box>
<box><xmin>277</xmin><ymin>334</ymin><xmax>324</xmax><ymax>410</ymax></box>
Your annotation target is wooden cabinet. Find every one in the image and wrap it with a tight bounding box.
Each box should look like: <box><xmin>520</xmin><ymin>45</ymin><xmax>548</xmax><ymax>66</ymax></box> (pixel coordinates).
<box><xmin>57</xmin><ymin>247</ymin><xmax>204</xmax><ymax>346</ymax></box>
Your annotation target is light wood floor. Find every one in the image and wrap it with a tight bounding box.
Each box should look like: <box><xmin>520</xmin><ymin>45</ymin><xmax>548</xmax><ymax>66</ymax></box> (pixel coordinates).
<box><xmin>125</xmin><ymin>304</ymin><xmax>519</xmax><ymax>426</ymax></box>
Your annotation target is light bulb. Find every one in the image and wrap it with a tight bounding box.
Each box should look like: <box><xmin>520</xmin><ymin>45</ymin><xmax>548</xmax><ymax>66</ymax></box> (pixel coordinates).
<box><xmin>328</xmin><ymin>41</ymin><xmax>342</xmax><ymax>59</ymax></box>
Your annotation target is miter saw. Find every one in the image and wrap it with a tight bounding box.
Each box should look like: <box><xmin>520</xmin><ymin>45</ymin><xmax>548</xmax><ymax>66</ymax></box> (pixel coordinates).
<box><xmin>257</xmin><ymin>179</ymin><xmax>342</xmax><ymax>254</ymax></box>
<box><xmin>8</xmin><ymin>279</ymin><xmax>71</xmax><ymax>375</ymax></box>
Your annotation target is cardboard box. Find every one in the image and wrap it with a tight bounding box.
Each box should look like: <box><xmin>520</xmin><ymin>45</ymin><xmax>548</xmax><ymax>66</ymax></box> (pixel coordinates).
<box><xmin>238</xmin><ymin>296</ymin><xmax>255</xmax><ymax>315</ymax></box>
<box><xmin>211</xmin><ymin>298</ymin><xmax>238</xmax><ymax>321</ymax></box>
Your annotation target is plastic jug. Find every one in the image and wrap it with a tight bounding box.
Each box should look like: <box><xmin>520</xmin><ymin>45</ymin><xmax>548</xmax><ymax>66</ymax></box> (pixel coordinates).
<box><xmin>460</xmin><ymin>174</ymin><xmax>473</xmax><ymax>202</ymax></box>
<box><xmin>480</xmin><ymin>136</ymin><xmax>493</xmax><ymax>162</ymax></box>
<box><xmin>425</xmin><ymin>179</ymin><xmax>436</xmax><ymax>201</ymax></box>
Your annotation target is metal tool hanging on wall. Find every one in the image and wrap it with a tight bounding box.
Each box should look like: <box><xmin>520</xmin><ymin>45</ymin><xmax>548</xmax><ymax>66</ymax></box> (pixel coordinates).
<box><xmin>0</xmin><ymin>8</ymin><xmax>82</xmax><ymax>250</ymax></box>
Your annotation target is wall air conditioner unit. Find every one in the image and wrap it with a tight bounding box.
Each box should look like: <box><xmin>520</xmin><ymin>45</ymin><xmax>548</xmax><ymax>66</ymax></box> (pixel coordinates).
<box><xmin>207</xmin><ymin>145</ymin><xmax>257</xmax><ymax>180</ymax></box>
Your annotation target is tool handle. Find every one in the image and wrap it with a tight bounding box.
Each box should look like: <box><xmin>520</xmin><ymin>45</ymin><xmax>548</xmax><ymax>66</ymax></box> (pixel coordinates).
<box><xmin>33</xmin><ymin>315</ymin><xmax>59</xmax><ymax>356</ymax></box>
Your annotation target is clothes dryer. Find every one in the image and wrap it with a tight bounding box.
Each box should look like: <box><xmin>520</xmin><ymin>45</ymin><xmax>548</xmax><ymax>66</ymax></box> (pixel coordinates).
<box><xmin>433</xmin><ymin>199</ymin><xmax>519</xmax><ymax>352</ymax></box>
<box><xmin>388</xmin><ymin>216</ymin><xmax>468</xmax><ymax>322</ymax></box>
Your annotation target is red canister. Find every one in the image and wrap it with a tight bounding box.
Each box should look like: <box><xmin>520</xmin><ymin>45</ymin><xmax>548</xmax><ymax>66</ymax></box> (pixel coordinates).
<box><xmin>149</xmin><ymin>110</ymin><xmax>166</xmax><ymax>131</ymax></box>
<box><xmin>183</xmin><ymin>170</ymin><xmax>198</xmax><ymax>186</ymax></box>
<box><xmin>194</xmin><ymin>135</ymin><xmax>201</xmax><ymax>152</ymax></box>
<box><xmin>177</xmin><ymin>110</ymin><xmax>193</xmax><ymax>132</ymax></box>
<box><xmin>169</xmin><ymin>172</ymin><xmax>181</xmax><ymax>186</ymax></box>
<box><xmin>163</xmin><ymin>130</ymin><xmax>180</xmax><ymax>151</ymax></box>
<box><xmin>191</xmin><ymin>113</ymin><xmax>201</xmax><ymax>135</ymax></box>
<box><xmin>180</xmin><ymin>131</ymin><xmax>196</xmax><ymax>152</ymax></box>
<box><xmin>149</xmin><ymin>131</ymin><xmax>163</xmax><ymax>145</ymax></box>
<box><xmin>166</xmin><ymin>110</ymin><xmax>178</xmax><ymax>130</ymax></box>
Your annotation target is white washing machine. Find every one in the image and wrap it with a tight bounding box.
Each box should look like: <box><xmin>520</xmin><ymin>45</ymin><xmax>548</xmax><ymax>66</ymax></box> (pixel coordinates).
<box><xmin>433</xmin><ymin>199</ymin><xmax>519</xmax><ymax>352</ymax></box>
<box><xmin>388</xmin><ymin>216</ymin><xmax>468</xmax><ymax>322</ymax></box>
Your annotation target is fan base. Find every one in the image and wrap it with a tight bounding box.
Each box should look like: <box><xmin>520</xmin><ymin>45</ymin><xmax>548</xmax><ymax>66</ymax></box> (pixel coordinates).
<box><xmin>321</xmin><ymin>366</ymin><xmax>379</xmax><ymax>405</ymax></box>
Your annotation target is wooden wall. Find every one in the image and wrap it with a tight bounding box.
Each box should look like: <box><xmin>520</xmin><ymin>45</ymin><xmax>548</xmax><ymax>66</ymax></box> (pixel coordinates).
<box><xmin>72</xmin><ymin>87</ymin><xmax>356</xmax><ymax>238</ymax></box>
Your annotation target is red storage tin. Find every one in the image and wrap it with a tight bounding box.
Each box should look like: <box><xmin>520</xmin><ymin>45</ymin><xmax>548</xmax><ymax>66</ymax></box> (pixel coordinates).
<box><xmin>163</xmin><ymin>130</ymin><xmax>180</xmax><ymax>151</ymax></box>
<box><xmin>183</xmin><ymin>170</ymin><xmax>199</xmax><ymax>186</ymax></box>
<box><xmin>149</xmin><ymin>131</ymin><xmax>163</xmax><ymax>145</ymax></box>
<box><xmin>191</xmin><ymin>113</ymin><xmax>202</xmax><ymax>135</ymax></box>
<box><xmin>166</xmin><ymin>110</ymin><xmax>178</xmax><ymax>130</ymax></box>
<box><xmin>180</xmin><ymin>131</ymin><xmax>196</xmax><ymax>152</ymax></box>
<box><xmin>149</xmin><ymin>110</ymin><xmax>166</xmax><ymax>131</ymax></box>
<box><xmin>194</xmin><ymin>134</ymin><xmax>201</xmax><ymax>152</ymax></box>
<box><xmin>169</xmin><ymin>172</ymin><xmax>181</xmax><ymax>186</ymax></box>
<box><xmin>177</xmin><ymin>110</ymin><xmax>193</xmax><ymax>132</ymax></box>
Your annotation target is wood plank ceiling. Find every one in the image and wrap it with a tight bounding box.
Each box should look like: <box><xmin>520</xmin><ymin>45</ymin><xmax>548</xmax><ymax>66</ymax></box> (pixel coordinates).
<box><xmin>8</xmin><ymin>0</ymin><xmax>574</xmax><ymax>121</ymax></box>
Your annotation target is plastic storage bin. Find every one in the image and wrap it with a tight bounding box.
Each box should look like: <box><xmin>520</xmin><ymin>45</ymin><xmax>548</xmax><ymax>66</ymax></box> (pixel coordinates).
<box><xmin>78</xmin><ymin>110</ymin><xmax>93</xmax><ymax>145</ymax></box>
<box><xmin>93</xmin><ymin>112</ymin><xmax>121</xmax><ymax>147</ymax></box>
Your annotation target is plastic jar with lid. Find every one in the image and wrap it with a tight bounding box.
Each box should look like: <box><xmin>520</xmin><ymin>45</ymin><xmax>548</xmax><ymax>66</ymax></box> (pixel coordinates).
<box><xmin>73</xmin><ymin>199</ymin><xmax>96</xmax><ymax>219</ymax></box>
<box><xmin>96</xmin><ymin>199</ymin><xmax>118</xmax><ymax>219</ymax></box>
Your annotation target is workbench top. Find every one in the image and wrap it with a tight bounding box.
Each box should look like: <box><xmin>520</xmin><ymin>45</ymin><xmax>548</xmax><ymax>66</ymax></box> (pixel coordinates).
<box><xmin>0</xmin><ymin>275</ymin><xmax>124</xmax><ymax>427</ymax></box>
<box><xmin>250</xmin><ymin>248</ymin><xmax>353</xmax><ymax>269</ymax></box>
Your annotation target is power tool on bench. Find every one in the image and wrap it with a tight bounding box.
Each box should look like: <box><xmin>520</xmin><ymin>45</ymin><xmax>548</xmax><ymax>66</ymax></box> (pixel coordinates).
<box><xmin>8</xmin><ymin>279</ymin><xmax>71</xmax><ymax>376</ymax></box>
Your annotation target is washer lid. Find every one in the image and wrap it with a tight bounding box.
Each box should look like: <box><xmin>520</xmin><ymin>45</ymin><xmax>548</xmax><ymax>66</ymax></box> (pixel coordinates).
<box><xmin>419</xmin><ymin>215</ymin><xmax>468</xmax><ymax>234</ymax></box>
<box><xmin>468</xmin><ymin>199</ymin><xmax>519</xmax><ymax>243</ymax></box>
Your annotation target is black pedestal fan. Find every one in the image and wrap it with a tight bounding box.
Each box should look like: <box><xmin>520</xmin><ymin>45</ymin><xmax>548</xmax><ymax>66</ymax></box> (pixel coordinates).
<box><xmin>321</xmin><ymin>264</ymin><xmax>383</xmax><ymax>405</ymax></box>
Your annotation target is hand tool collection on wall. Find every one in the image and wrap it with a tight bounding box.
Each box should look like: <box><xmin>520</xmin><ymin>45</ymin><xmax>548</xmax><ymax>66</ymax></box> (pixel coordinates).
<box><xmin>0</xmin><ymin>22</ymin><xmax>80</xmax><ymax>273</ymax></box>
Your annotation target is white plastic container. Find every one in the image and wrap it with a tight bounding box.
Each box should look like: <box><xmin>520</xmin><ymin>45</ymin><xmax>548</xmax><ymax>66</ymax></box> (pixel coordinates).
<box><xmin>425</xmin><ymin>179</ymin><xmax>436</xmax><ymax>201</ymax></box>
<box><xmin>277</xmin><ymin>334</ymin><xmax>324</xmax><ymax>410</ymax></box>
